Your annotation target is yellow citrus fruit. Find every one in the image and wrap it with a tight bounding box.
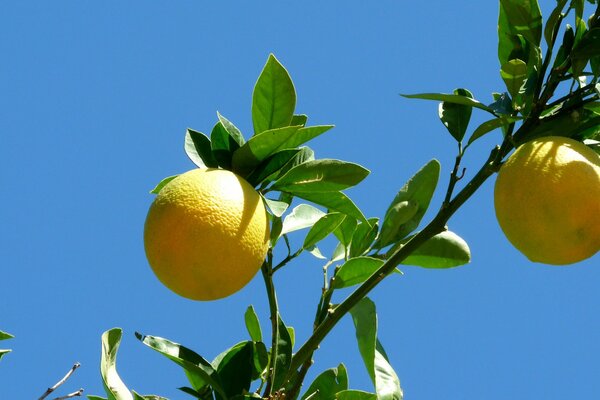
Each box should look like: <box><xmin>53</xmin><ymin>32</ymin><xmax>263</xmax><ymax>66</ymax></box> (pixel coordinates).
<box><xmin>144</xmin><ymin>168</ymin><xmax>270</xmax><ymax>300</ymax></box>
<box><xmin>494</xmin><ymin>136</ymin><xmax>600</xmax><ymax>265</ymax></box>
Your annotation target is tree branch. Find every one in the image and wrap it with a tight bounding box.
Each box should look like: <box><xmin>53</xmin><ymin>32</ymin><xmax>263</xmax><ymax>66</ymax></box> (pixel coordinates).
<box><xmin>38</xmin><ymin>363</ymin><xmax>82</xmax><ymax>400</ymax></box>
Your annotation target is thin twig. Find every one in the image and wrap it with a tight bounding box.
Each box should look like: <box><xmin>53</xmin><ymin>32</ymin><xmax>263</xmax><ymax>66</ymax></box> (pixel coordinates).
<box><xmin>52</xmin><ymin>389</ymin><xmax>84</xmax><ymax>400</ymax></box>
<box><xmin>38</xmin><ymin>363</ymin><xmax>81</xmax><ymax>400</ymax></box>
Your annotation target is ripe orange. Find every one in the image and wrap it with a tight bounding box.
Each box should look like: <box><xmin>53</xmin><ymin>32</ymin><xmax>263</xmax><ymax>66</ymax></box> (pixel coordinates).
<box><xmin>494</xmin><ymin>136</ymin><xmax>600</xmax><ymax>265</ymax></box>
<box><xmin>144</xmin><ymin>168</ymin><xmax>270</xmax><ymax>300</ymax></box>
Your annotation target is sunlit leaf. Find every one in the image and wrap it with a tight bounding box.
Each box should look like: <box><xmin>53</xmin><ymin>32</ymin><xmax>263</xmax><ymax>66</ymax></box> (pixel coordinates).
<box><xmin>263</xmin><ymin>197</ymin><xmax>290</xmax><ymax>218</ymax></box>
<box><xmin>100</xmin><ymin>328</ymin><xmax>134</xmax><ymax>400</ymax></box>
<box><xmin>334</xmin><ymin>217</ymin><xmax>358</xmax><ymax>248</ymax></box>
<box><xmin>466</xmin><ymin>116</ymin><xmax>521</xmax><ymax>147</ymax></box>
<box><xmin>246</xmin><ymin>149</ymin><xmax>301</xmax><ymax>187</ymax></box>
<box><xmin>501</xmin><ymin>59</ymin><xmax>527</xmax><ymax>100</ymax></box>
<box><xmin>252</xmin><ymin>54</ymin><xmax>296</xmax><ymax>134</ymax></box>
<box><xmin>402</xmin><ymin>93</ymin><xmax>495</xmax><ymax>115</ymax></box>
<box><xmin>400</xmin><ymin>230</ymin><xmax>471</xmax><ymax>269</ymax></box>
<box><xmin>303</xmin><ymin>212</ymin><xmax>346</xmax><ymax>249</ymax></box>
<box><xmin>244</xmin><ymin>306</ymin><xmax>262</xmax><ymax>343</ymax></box>
<box><xmin>349</xmin><ymin>218</ymin><xmax>379</xmax><ymax>258</ymax></box>
<box><xmin>301</xmin><ymin>364</ymin><xmax>348</xmax><ymax>400</ymax></box>
<box><xmin>149</xmin><ymin>175</ymin><xmax>178</xmax><ymax>194</ymax></box>
<box><xmin>281</xmin><ymin>204</ymin><xmax>326</xmax><ymax>236</ymax></box>
<box><xmin>334</xmin><ymin>257</ymin><xmax>385</xmax><ymax>289</ymax></box>
<box><xmin>499</xmin><ymin>0</ymin><xmax>542</xmax><ymax>46</ymax></box>
<box><xmin>288</xmin><ymin>191</ymin><xmax>368</xmax><ymax>224</ymax></box>
<box><xmin>336</xmin><ymin>390</ymin><xmax>377</xmax><ymax>400</ymax></box>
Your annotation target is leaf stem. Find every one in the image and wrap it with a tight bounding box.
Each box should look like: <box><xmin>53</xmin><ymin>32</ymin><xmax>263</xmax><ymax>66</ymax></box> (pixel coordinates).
<box><xmin>261</xmin><ymin>253</ymin><xmax>280</xmax><ymax>396</ymax></box>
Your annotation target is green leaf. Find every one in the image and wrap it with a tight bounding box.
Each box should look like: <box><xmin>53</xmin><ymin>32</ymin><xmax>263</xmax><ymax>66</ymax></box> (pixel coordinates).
<box><xmin>294</xmin><ymin>191</ymin><xmax>368</xmax><ymax>224</ymax></box>
<box><xmin>499</xmin><ymin>0</ymin><xmax>543</xmax><ymax>46</ymax></box>
<box><xmin>349</xmin><ymin>299</ymin><xmax>402</xmax><ymax>400</ymax></box>
<box><xmin>438</xmin><ymin>88</ymin><xmax>474</xmax><ymax>142</ymax></box>
<box><xmin>271</xmin><ymin>315</ymin><xmax>293</xmax><ymax>391</ymax></box>
<box><xmin>244</xmin><ymin>306</ymin><xmax>262</xmax><ymax>343</ymax></box>
<box><xmin>100</xmin><ymin>328</ymin><xmax>133</xmax><ymax>400</ymax></box>
<box><xmin>544</xmin><ymin>0</ymin><xmax>568</xmax><ymax>46</ymax></box>
<box><xmin>281</xmin><ymin>204</ymin><xmax>326</xmax><ymax>236</ymax></box>
<box><xmin>212</xmin><ymin>341</ymin><xmax>255</xmax><ymax>398</ymax></box>
<box><xmin>522</xmin><ymin>107</ymin><xmax>600</xmax><ymax>143</ymax></box>
<box><xmin>132</xmin><ymin>392</ymin><xmax>168</xmax><ymax>400</ymax></box>
<box><xmin>334</xmin><ymin>257</ymin><xmax>385</xmax><ymax>289</ymax></box>
<box><xmin>291</xmin><ymin>114</ymin><xmax>308</xmax><ymax>127</ymax></box>
<box><xmin>185</xmin><ymin>128</ymin><xmax>218</xmax><ymax>169</ymax></box>
<box><xmin>232</xmin><ymin>126</ymin><xmax>302</xmax><ymax>177</ymax></box>
<box><xmin>246</xmin><ymin>149</ymin><xmax>301</xmax><ymax>186</ymax></box>
<box><xmin>252</xmin><ymin>54</ymin><xmax>296</xmax><ymax>134</ymax></box>
<box><xmin>335</xmin><ymin>390</ymin><xmax>377</xmax><ymax>400</ymax></box>
<box><xmin>501</xmin><ymin>59</ymin><xmax>528</xmax><ymax>100</ymax></box>
<box><xmin>263</xmin><ymin>197</ymin><xmax>290</xmax><ymax>218</ymax></box>
<box><xmin>274</xmin><ymin>146</ymin><xmax>315</xmax><ymax>180</ymax></box>
<box><xmin>0</xmin><ymin>331</ymin><xmax>13</xmax><ymax>341</ymax></box>
<box><xmin>374</xmin><ymin>160</ymin><xmax>440</xmax><ymax>248</ymax></box>
<box><xmin>334</xmin><ymin>216</ymin><xmax>358</xmax><ymax>248</ymax></box>
<box><xmin>218</xmin><ymin>112</ymin><xmax>245</xmax><ymax>147</ymax></box>
<box><xmin>150</xmin><ymin>175</ymin><xmax>178</xmax><ymax>194</ymax></box>
<box><xmin>251</xmin><ymin>342</ymin><xmax>269</xmax><ymax>381</ymax></box>
<box><xmin>303</xmin><ymin>212</ymin><xmax>346</xmax><ymax>249</ymax></box>
<box><xmin>301</xmin><ymin>364</ymin><xmax>348</xmax><ymax>400</ymax></box>
<box><xmin>400</xmin><ymin>230</ymin><xmax>471</xmax><ymax>269</ymax></box>
<box><xmin>466</xmin><ymin>116</ymin><xmax>521</xmax><ymax>147</ymax></box>
<box><xmin>489</xmin><ymin>92</ymin><xmax>513</xmax><ymax>116</ymax></box>
<box><xmin>0</xmin><ymin>350</ymin><xmax>11</xmax><ymax>361</ymax></box>
<box><xmin>211</xmin><ymin>121</ymin><xmax>241</xmax><ymax>170</ymax></box>
<box><xmin>280</xmin><ymin>125</ymin><xmax>334</xmax><ymax>149</ymax></box>
<box><xmin>272</xmin><ymin>159</ymin><xmax>370</xmax><ymax>193</ymax></box>
<box><xmin>135</xmin><ymin>333</ymin><xmax>226</xmax><ymax>399</ymax></box>
<box><xmin>572</xmin><ymin>27</ymin><xmax>600</xmax><ymax>68</ymax></box>
<box><xmin>349</xmin><ymin>218</ymin><xmax>379</xmax><ymax>258</ymax></box>
<box><xmin>402</xmin><ymin>93</ymin><xmax>495</xmax><ymax>115</ymax></box>
<box><xmin>88</xmin><ymin>396</ymin><xmax>109</xmax><ymax>400</ymax></box>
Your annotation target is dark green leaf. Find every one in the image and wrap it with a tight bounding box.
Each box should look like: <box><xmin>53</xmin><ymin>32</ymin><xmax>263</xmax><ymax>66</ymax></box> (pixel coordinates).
<box><xmin>291</xmin><ymin>114</ymin><xmax>308</xmax><ymax>127</ymax></box>
<box><xmin>0</xmin><ymin>331</ymin><xmax>13</xmax><ymax>341</ymax></box>
<box><xmin>374</xmin><ymin>160</ymin><xmax>440</xmax><ymax>248</ymax></box>
<box><xmin>349</xmin><ymin>299</ymin><xmax>402</xmax><ymax>400</ymax></box>
<box><xmin>402</xmin><ymin>93</ymin><xmax>495</xmax><ymax>115</ymax></box>
<box><xmin>244</xmin><ymin>306</ymin><xmax>262</xmax><ymax>343</ymax></box>
<box><xmin>271</xmin><ymin>315</ymin><xmax>293</xmax><ymax>391</ymax></box>
<box><xmin>185</xmin><ymin>128</ymin><xmax>218</xmax><ymax>169</ymax></box>
<box><xmin>294</xmin><ymin>191</ymin><xmax>368</xmax><ymax>224</ymax></box>
<box><xmin>572</xmin><ymin>27</ymin><xmax>600</xmax><ymax>68</ymax></box>
<box><xmin>211</xmin><ymin>121</ymin><xmax>241</xmax><ymax>170</ymax></box>
<box><xmin>400</xmin><ymin>231</ymin><xmax>471</xmax><ymax>269</ymax></box>
<box><xmin>274</xmin><ymin>146</ymin><xmax>315</xmax><ymax>179</ymax></box>
<box><xmin>251</xmin><ymin>342</ymin><xmax>269</xmax><ymax>380</ymax></box>
<box><xmin>135</xmin><ymin>333</ymin><xmax>226</xmax><ymax>399</ymax></box>
<box><xmin>281</xmin><ymin>204</ymin><xmax>326</xmax><ymax>236</ymax></box>
<box><xmin>232</xmin><ymin>126</ymin><xmax>301</xmax><ymax>177</ymax></box>
<box><xmin>301</xmin><ymin>364</ymin><xmax>348</xmax><ymax>400</ymax></box>
<box><xmin>303</xmin><ymin>212</ymin><xmax>346</xmax><ymax>249</ymax></box>
<box><xmin>466</xmin><ymin>116</ymin><xmax>521</xmax><ymax>146</ymax></box>
<box><xmin>100</xmin><ymin>328</ymin><xmax>133</xmax><ymax>400</ymax></box>
<box><xmin>334</xmin><ymin>216</ymin><xmax>358</xmax><ymax>248</ymax></box>
<box><xmin>544</xmin><ymin>0</ymin><xmax>568</xmax><ymax>46</ymax></box>
<box><xmin>178</xmin><ymin>386</ymin><xmax>205</xmax><ymax>399</ymax></box>
<box><xmin>246</xmin><ymin>149</ymin><xmax>301</xmax><ymax>186</ymax></box>
<box><xmin>438</xmin><ymin>88</ymin><xmax>474</xmax><ymax>142</ymax></box>
<box><xmin>252</xmin><ymin>54</ymin><xmax>296</xmax><ymax>134</ymax></box>
<box><xmin>521</xmin><ymin>107</ymin><xmax>600</xmax><ymax>143</ymax></box>
<box><xmin>334</xmin><ymin>257</ymin><xmax>385</xmax><ymax>289</ymax></box>
<box><xmin>0</xmin><ymin>350</ymin><xmax>11</xmax><ymax>362</ymax></box>
<box><xmin>335</xmin><ymin>390</ymin><xmax>377</xmax><ymax>400</ymax></box>
<box><xmin>150</xmin><ymin>175</ymin><xmax>178</xmax><ymax>194</ymax></box>
<box><xmin>217</xmin><ymin>112</ymin><xmax>245</xmax><ymax>147</ymax></box>
<box><xmin>489</xmin><ymin>92</ymin><xmax>513</xmax><ymax>115</ymax></box>
<box><xmin>212</xmin><ymin>342</ymin><xmax>254</xmax><ymax>398</ymax></box>
<box><xmin>349</xmin><ymin>218</ymin><xmax>379</xmax><ymax>258</ymax></box>
<box><xmin>499</xmin><ymin>0</ymin><xmax>543</xmax><ymax>46</ymax></box>
<box><xmin>272</xmin><ymin>159</ymin><xmax>370</xmax><ymax>193</ymax></box>
<box><xmin>501</xmin><ymin>59</ymin><xmax>528</xmax><ymax>100</ymax></box>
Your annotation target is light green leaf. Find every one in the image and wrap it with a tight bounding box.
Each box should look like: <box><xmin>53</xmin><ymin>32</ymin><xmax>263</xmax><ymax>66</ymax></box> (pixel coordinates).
<box><xmin>291</xmin><ymin>114</ymin><xmax>308</xmax><ymax>127</ymax></box>
<box><xmin>244</xmin><ymin>306</ymin><xmax>262</xmax><ymax>343</ymax></box>
<box><xmin>307</xmin><ymin>245</ymin><xmax>327</xmax><ymax>259</ymax></box>
<box><xmin>499</xmin><ymin>0</ymin><xmax>542</xmax><ymax>46</ymax></box>
<box><xmin>281</xmin><ymin>204</ymin><xmax>326</xmax><ymax>236</ymax></box>
<box><xmin>402</xmin><ymin>93</ymin><xmax>495</xmax><ymax>114</ymax></box>
<box><xmin>185</xmin><ymin>128</ymin><xmax>218</xmax><ymax>169</ymax></box>
<box><xmin>349</xmin><ymin>218</ymin><xmax>379</xmax><ymax>258</ymax></box>
<box><xmin>438</xmin><ymin>88</ymin><xmax>474</xmax><ymax>142</ymax></box>
<box><xmin>150</xmin><ymin>175</ymin><xmax>178</xmax><ymax>194</ymax></box>
<box><xmin>349</xmin><ymin>298</ymin><xmax>402</xmax><ymax>400</ymax></box>
<box><xmin>334</xmin><ymin>216</ymin><xmax>358</xmax><ymax>248</ymax></box>
<box><xmin>336</xmin><ymin>390</ymin><xmax>377</xmax><ymax>400</ymax></box>
<box><xmin>272</xmin><ymin>159</ymin><xmax>370</xmax><ymax>193</ymax></box>
<box><xmin>301</xmin><ymin>364</ymin><xmax>348</xmax><ymax>400</ymax></box>
<box><xmin>401</xmin><ymin>230</ymin><xmax>471</xmax><ymax>269</ymax></box>
<box><xmin>501</xmin><ymin>59</ymin><xmax>528</xmax><ymax>100</ymax></box>
<box><xmin>263</xmin><ymin>197</ymin><xmax>290</xmax><ymax>218</ymax></box>
<box><xmin>334</xmin><ymin>257</ymin><xmax>385</xmax><ymax>289</ymax></box>
<box><xmin>280</xmin><ymin>125</ymin><xmax>334</xmax><ymax>149</ymax></box>
<box><xmin>303</xmin><ymin>212</ymin><xmax>346</xmax><ymax>249</ymax></box>
<box><xmin>132</xmin><ymin>392</ymin><xmax>168</xmax><ymax>400</ymax></box>
<box><xmin>294</xmin><ymin>191</ymin><xmax>368</xmax><ymax>224</ymax></box>
<box><xmin>135</xmin><ymin>333</ymin><xmax>226</xmax><ymax>399</ymax></box>
<box><xmin>217</xmin><ymin>112</ymin><xmax>245</xmax><ymax>147</ymax></box>
<box><xmin>466</xmin><ymin>116</ymin><xmax>521</xmax><ymax>147</ymax></box>
<box><xmin>88</xmin><ymin>396</ymin><xmax>109</xmax><ymax>400</ymax></box>
<box><xmin>100</xmin><ymin>328</ymin><xmax>133</xmax><ymax>400</ymax></box>
<box><xmin>374</xmin><ymin>160</ymin><xmax>440</xmax><ymax>248</ymax></box>
<box><xmin>252</xmin><ymin>54</ymin><xmax>296</xmax><ymax>134</ymax></box>
<box><xmin>232</xmin><ymin>126</ymin><xmax>301</xmax><ymax>177</ymax></box>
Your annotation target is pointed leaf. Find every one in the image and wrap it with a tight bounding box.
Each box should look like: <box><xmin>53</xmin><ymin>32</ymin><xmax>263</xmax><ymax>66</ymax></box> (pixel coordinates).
<box><xmin>246</xmin><ymin>149</ymin><xmax>301</xmax><ymax>186</ymax></box>
<box><xmin>334</xmin><ymin>257</ymin><xmax>385</xmax><ymax>289</ymax></box>
<box><xmin>303</xmin><ymin>213</ymin><xmax>346</xmax><ymax>249</ymax></box>
<box><xmin>280</xmin><ymin>125</ymin><xmax>334</xmax><ymax>149</ymax></box>
<box><xmin>252</xmin><ymin>342</ymin><xmax>269</xmax><ymax>381</ymax></box>
<box><xmin>499</xmin><ymin>0</ymin><xmax>542</xmax><ymax>46</ymax></box>
<box><xmin>217</xmin><ymin>112</ymin><xmax>245</xmax><ymax>146</ymax></box>
<box><xmin>252</xmin><ymin>54</ymin><xmax>296</xmax><ymax>134</ymax></box>
<box><xmin>244</xmin><ymin>306</ymin><xmax>262</xmax><ymax>343</ymax></box>
<box><xmin>100</xmin><ymin>328</ymin><xmax>133</xmax><ymax>400</ymax></box>
<box><xmin>501</xmin><ymin>59</ymin><xmax>527</xmax><ymax>100</ymax></box>
<box><xmin>301</xmin><ymin>364</ymin><xmax>348</xmax><ymax>400</ymax></box>
<box><xmin>350</xmin><ymin>218</ymin><xmax>379</xmax><ymax>258</ymax></box>
<box><xmin>263</xmin><ymin>197</ymin><xmax>290</xmax><ymax>218</ymax></box>
<box><xmin>0</xmin><ymin>350</ymin><xmax>11</xmax><ymax>362</ymax></box>
<box><xmin>294</xmin><ymin>191</ymin><xmax>368</xmax><ymax>224</ymax></box>
<box><xmin>212</xmin><ymin>341</ymin><xmax>254</xmax><ymax>398</ymax></box>
<box><xmin>132</xmin><ymin>393</ymin><xmax>168</xmax><ymax>400</ymax></box>
<box><xmin>211</xmin><ymin>121</ymin><xmax>240</xmax><ymax>170</ymax></box>
<box><xmin>274</xmin><ymin>146</ymin><xmax>315</xmax><ymax>179</ymax></box>
<box><xmin>232</xmin><ymin>126</ymin><xmax>301</xmax><ymax>177</ymax></box>
<box><xmin>402</xmin><ymin>93</ymin><xmax>495</xmax><ymax>114</ymax></box>
<box><xmin>438</xmin><ymin>88</ymin><xmax>473</xmax><ymax>142</ymax></box>
<box><xmin>135</xmin><ymin>333</ymin><xmax>226</xmax><ymax>399</ymax></box>
<box><xmin>291</xmin><ymin>114</ymin><xmax>308</xmax><ymax>127</ymax></box>
<box><xmin>0</xmin><ymin>331</ymin><xmax>14</xmax><ymax>341</ymax></box>
<box><xmin>185</xmin><ymin>128</ymin><xmax>218</xmax><ymax>168</ymax></box>
<box><xmin>466</xmin><ymin>116</ymin><xmax>521</xmax><ymax>147</ymax></box>
<box><xmin>281</xmin><ymin>204</ymin><xmax>326</xmax><ymax>236</ymax></box>
<box><xmin>374</xmin><ymin>160</ymin><xmax>440</xmax><ymax>248</ymax></box>
<box><xmin>150</xmin><ymin>175</ymin><xmax>179</xmax><ymax>194</ymax></box>
<box><xmin>334</xmin><ymin>216</ymin><xmax>357</xmax><ymax>248</ymax></box>
<box><xmin>401</xmin><ymin>230</ymin><xmax>471</xmax><ymax>269</ymax></box>
<box><xmin>271</xmin><ymin>315</ymin><xmax>293</xmax><ymax>391</ymax></box>
<box><xmin>335</xmin><ymin>390</ymin><xmax>377</xmax><ymax>400</ymax></box>
<box><xmin>544</xmin><ymin>0</ymin><xmax>568</xmax><ymax>46</ymax></box>
<box><xmin>272</xmin><ymin>159</ymin><xmax>370</xmax><ymax>193</ymax></box>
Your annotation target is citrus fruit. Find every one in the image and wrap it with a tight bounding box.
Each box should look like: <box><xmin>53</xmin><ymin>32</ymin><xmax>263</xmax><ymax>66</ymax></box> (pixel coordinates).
<box><xmin>494</xmin><ymin>136</ymin><xmax>600</xmax><ymax>265</ymax></box>
<box><xmin>144</xmin><ymin>168</ymin><xmax>270</xmax><ymax>300</ymax></box>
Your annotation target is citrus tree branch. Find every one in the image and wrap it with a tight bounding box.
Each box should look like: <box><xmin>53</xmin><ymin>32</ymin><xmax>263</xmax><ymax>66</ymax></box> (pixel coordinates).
<box><xmin>38</xmin><ymin>363</ymin><xmax>82</xmax><ymax>400</ymax></box>
<box><xmin>261</xmin><ymin>253</ymin><xmax>280</xmax><ymax>396</ymax></box>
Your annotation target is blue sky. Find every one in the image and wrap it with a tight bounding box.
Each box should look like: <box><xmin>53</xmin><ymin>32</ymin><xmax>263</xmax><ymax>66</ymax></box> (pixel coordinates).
<box><xmin>2</xmin><ymin>1</ymin><xmax>599</xmax><ymax>399</ymax></box>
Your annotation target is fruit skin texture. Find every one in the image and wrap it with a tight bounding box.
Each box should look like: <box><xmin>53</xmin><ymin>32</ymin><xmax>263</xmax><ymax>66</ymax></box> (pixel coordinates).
<box><xmin>494</xmin><ymin>136</ymin><xmax>600</xmax><ymax>265</ymax></box>
<box><xmin>144</xmin><ymin>168</ymin><xmax>270</xmax><ymax>300</ymax></box>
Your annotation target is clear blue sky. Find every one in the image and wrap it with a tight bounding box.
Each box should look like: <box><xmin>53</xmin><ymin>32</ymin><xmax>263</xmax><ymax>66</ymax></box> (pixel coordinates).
<box><xmin>2</xmin><ymin>1</ymin><xmax>599</xmax><ymax>399</ymax></box>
